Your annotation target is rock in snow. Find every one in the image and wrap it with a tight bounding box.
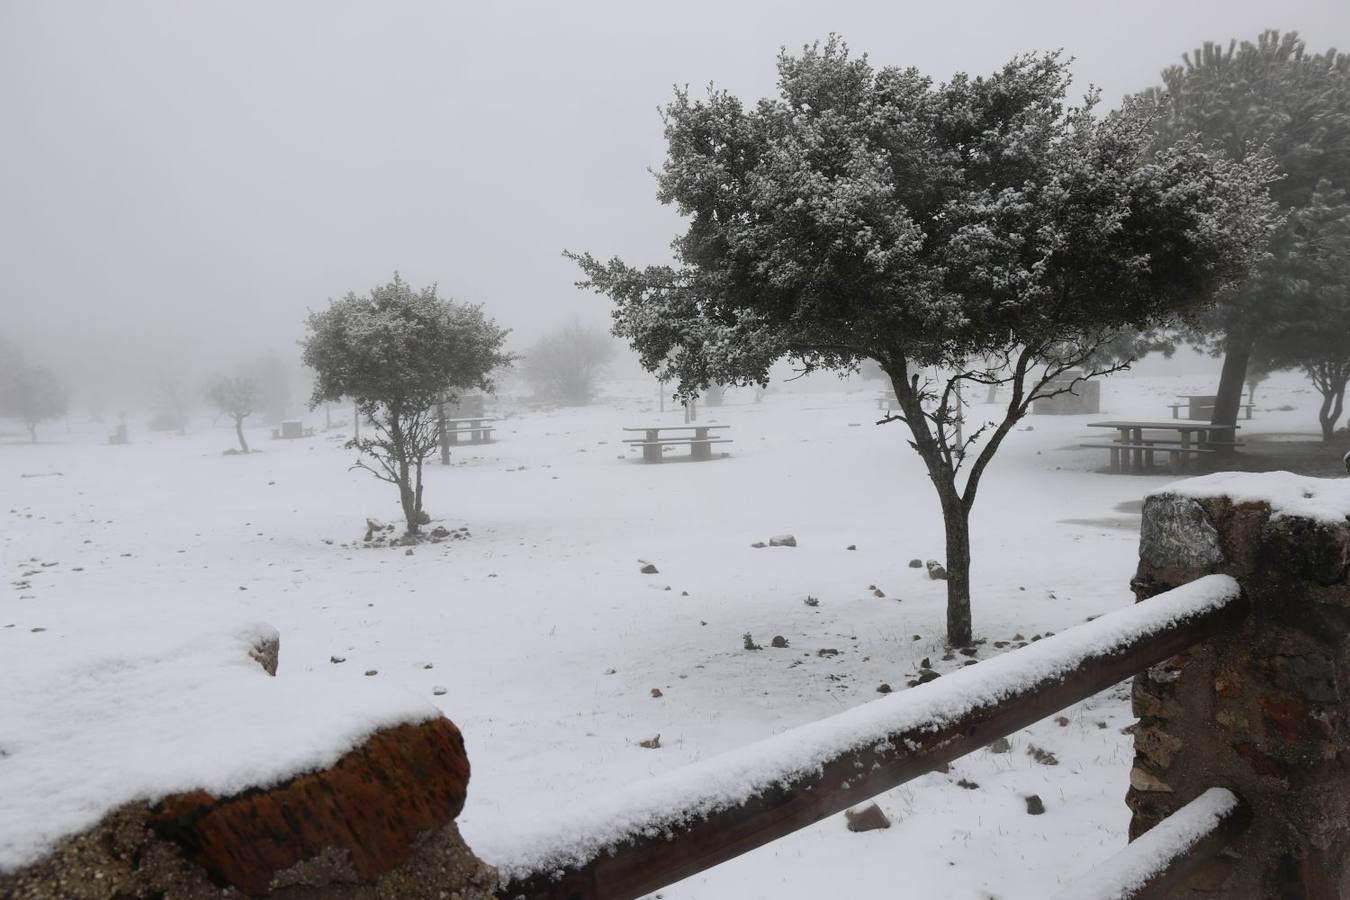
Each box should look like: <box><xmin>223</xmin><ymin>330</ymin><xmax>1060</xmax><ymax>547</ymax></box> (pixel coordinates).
<box><xmin>768</xmin><ymin>534</ymin><xmax>797</xmax><ymax>547</ymax></box>
<box><xmin>844</xmin><ymin>803</ymin><xmax>891</xmax><ymax>832</ymax></box>
<box><xmin>925</xmin><ymin>560</ymin><xmax>948</xmax><ymax>580</ymax></box>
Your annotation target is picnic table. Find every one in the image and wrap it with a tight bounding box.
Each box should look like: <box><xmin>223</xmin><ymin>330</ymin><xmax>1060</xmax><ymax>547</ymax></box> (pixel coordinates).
<box><xmin>1083</xmin><ymin>420</ymin><xmax>1242</xmax><ymax>474</ymax></box>
<box><xmin>1169</xmin><ymin>395</ymin><xmax>1253</xmax><ymax>420</ymax></box>
<box><xmin>622</xmin><ymin>424</ymin><xmax>732</xmax><ymax>463</ymax></box>
<box><xmin>444</xmin><ymin>416</ymin><xmax>495</xmax><ymax>445</ymax></box>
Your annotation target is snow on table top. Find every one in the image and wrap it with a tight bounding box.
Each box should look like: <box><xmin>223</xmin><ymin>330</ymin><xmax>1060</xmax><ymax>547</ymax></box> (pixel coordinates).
<box><xmin>482</xmin><ymin>574</ymin><xmax>1240</xmax><ymax>882</ymax></box>
<box><xmin>1048</xmin><ymin>787</ymin><xmax>1240</xmax><ymax>900</ymax></box>
<box><xmin>0</xmin><ymin>621</ymin><xmax>437</xmax><ymax>874</ymax></box>
<box><xmin>1156</xmin><ymin>471</ymin><xmax>1350</xmax><ymax>524</ymax></box>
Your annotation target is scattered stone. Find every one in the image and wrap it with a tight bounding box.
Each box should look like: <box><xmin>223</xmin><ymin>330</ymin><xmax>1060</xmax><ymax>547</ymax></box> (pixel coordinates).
<box><xmin>638</xmin><ymin>734</ymin><xmax>661</xmax><ymax>749</ymax></box>
<box><xmin>364</xmin><ymin>669</ymin><xmax>378</xmax><ymax>677</ymax></box>
<box><xmin>430</xmin><ymin>526</ymin><xmax>451</xmax><ymax>539</ymax></box>
<box><xmin>423</xmin><ymin>663</ymin><xmax>433</xmax><ymax>670</ymax></box>
<box><xmin>987</xmin><ymin>737</ymin><xmax>1011</xmax><ymax>753</ymax></box>
<box><xmin>750</xmin><ymin>542</ymin><xmax>767</xmax><ymax>548</ymax></box>
<box><xmin>768</xmin><ymin>535</ymin><xmax>797</xmax><ymax>547</ymax></box>
<box><xmin>925</xmin><ymin>560</ymin><xmax>948</xmax><ymax>580</ymax></box>
<box><xmin>817</xmin><ymin>648</ymin><xmax>839</xmax><ymax>657</ymax></box>
<box><xmin>770</xmin><ymin>635</ymin><xmax>789</xmax><ymax>649</ymax></box>
<box><xmin>431</xmin><ymin>686</ymin><xmax>447</xmax><ymax>696</ymax></box>
<box><xmin>872</xmin><ymin>588</ymin><xmax>886</xmax><ymax>598</ymax></box>
<box><xmin>743</xmin><ymin>633</ymin><xmax>762</xmax><ymax>651</ymax></box>
<box><xmin>958</xmin><ymin>647</ymin><xmax>978</xmax><ymax>657</ymax></box>
<box><xmin>1027</xmin><ymin>745</ymin><xmax>1058</xmax><ymax>766</ymax></box>
<box><xmin>30</xmin><ymin>627</ymin><xmax>46</xmax><ymax>633</ymax></box>
<box><xmin>908</xmin><ymin>559</ymin><xmax>922</xmax><ymax>568</ymax></box>
<box><xmin>846</xmin><ymin>544</ymin><xmax>857</xmax><ymax>551</ymax></box>
<box><xmin>803</xmin><ymin>596</ymin><xmax>820</xmax><ymax>607</ymax></box>
<box><xmin>650</xmin><ymin>688</ymin><xmax>663</xmax><ymax>698</ymax></box>
<box><xmin>247</xmin><ymin>632</ymin><xmax>280</xmax><ymax>676</ymax></box>
<box><xmin>639</xmin><ymin>562</ymin><xmax>659</xmax><ymax>574</ymax></box>
<box><xmin>404</xmin><ymin>548</ymin><xmax>414</xmax><ymax>556</ymax></box>
<box><xmin>1025</xmin><ymin>794</ymin><xmax>1046</xmax><ymax>815</ymax></box>
<box><xmin>603</xmin><ymin>668</ymin><xmax>616</xmax><ymax>675</ymax></box>
<box><xmin>1055</xmin><ymin>716</ymin><xmax>1071</xmax><ymax>727</ymax></box>
<box><xmin>876</xmin><ymin>683</ymin><xmax>892</xmax><ymax>694</ymax></box>
<box><xmin>916</xmin><ymin>670</ymin><xmax>941</xmax><ymax>685</ymax></box>
<box><xmin>330</xmin><ymin>656</ymin><xmax>346</xmax><ymax>664</ymax></box>
<box><xmin>956</xmin><ymin>778</ymin><xmax>980</xmax><ymax>790</ymax></box>
<box><xmin>844</xmin><ymin>803</ymin><xmax>891</xmax><ymax>832</ymax></box>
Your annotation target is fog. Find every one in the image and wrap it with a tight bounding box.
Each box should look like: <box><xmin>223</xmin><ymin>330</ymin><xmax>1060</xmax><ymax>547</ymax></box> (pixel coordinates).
<box><xmin>3</xmin><ymin>0</ymin><xmax>1347</xmax><ymax>404</ymax></box>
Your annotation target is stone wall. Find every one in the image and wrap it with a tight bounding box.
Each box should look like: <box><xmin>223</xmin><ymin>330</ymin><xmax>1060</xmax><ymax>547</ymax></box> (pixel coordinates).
<box><xmin>1130</xmin><ymin>491</ymin><xmax>1350</xmax><ymax>898</ymax></box>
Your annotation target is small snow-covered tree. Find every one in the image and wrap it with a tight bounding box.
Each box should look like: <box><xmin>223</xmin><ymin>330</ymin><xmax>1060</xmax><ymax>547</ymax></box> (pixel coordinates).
<box><xmin>206</xmin><ymin>374</ymin><xmax>258</xmax><ymax>453</ymax></box>
<box><xmin>302</xmin><ymin>273</ymin><xmax>512</xmax><ymax>535</ymax></box>
<box><xmin>1</xmin><ymin>358</ymin><xmax>68</xmax><ymax>442</ymax></box>
<box><xmin>521</xmin><ymin>321</ymin><xmax>616</xmax><ymax>406</ymax></box>
<box><xmin>1254</xmin><ymin>180</ymin><xmax>1350</xmax><ymax>441</ymax></box>
<box><xmin>570</xmin><ymin>41</ymin><xmax>1277</xmax><ymax>645</ymax></box>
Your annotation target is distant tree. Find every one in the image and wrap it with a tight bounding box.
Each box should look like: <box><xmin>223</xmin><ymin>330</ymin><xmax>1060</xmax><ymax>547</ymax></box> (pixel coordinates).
<box><xmin>570</xmin><ymin>41</ymin><xmax>1276</xmax><ymax>645</ymax></box>
<box><xmin>1253</xmin><ymin>180</ymin><xmax>1350</xmax><ymax>441</ymax></box>
<box><xmin>302</xmin><ymin>273</ymin><xmax>512</xmax><ymax>535</ymax></box>
<box><xmin>521</xmin><ymin>321</ymin><xmax>616</xmax><ymax>406</ymax></box>
<box><xmin>1136</xmin><ymin>31</ymin><xmax>1350</xmax><ymax>435</ymax></box>
<box><xmin>206</xmin><ymin>374</ymin><xmax>259</xmax><ymax>453</ymax></box>
<box><xmin>1</xmin><ymin>359</ymin><xmax>68</xmax><ymax>442</ymax></box>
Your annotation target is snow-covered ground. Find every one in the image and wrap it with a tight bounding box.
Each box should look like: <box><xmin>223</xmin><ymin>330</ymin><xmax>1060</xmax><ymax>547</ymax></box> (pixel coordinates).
<box><xmin>0</xmin><ymin>368</ymin><xmax>1335</xmax><ymax>897</ymax></box>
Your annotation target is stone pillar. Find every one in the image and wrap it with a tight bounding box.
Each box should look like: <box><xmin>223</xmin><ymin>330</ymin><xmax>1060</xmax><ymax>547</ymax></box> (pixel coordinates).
<box><xmin>1129</xmin><ymin>490</ymin><xmax>1350</xmax><ymax>898</ymax></box>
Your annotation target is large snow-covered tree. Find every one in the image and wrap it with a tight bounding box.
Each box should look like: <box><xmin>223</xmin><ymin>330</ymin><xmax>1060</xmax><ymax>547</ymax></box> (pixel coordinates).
<box><xmin>1254</xmin><ymin>180</ymin><xmax>1350</xmax><ymax>442</ymax></box>
<box><xmin>302</xmin><ymin>274</ymin><xmax>512</xmax><ymax>535</ymax></box>
<box><xmin>1136</xmin><ymin>31</ymin><xmax>1350</xmax><ymax>434</ymax></box>
<box><xmin>569</xmin><ymin>41</ymin><xmax>1276</xmax><ymax>646</ymax></box>
<box><xmin>206</xmin><ymin>374</ymin><xmax>258</xmax><ymax>453</ymax></box>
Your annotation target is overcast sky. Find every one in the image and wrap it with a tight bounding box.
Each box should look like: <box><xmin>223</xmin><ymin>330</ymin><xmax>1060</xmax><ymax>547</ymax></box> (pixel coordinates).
<box><xmin>2</xmin><ymin>0</ymin><xmax>1348</xmax><ymax>397</ymax></box>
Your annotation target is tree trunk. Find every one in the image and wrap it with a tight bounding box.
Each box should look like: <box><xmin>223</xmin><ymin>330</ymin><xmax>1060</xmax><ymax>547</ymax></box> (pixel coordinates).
<box><xmin>234</xmin><ymin>416</ymin><xmax>249</xmax><ymax>453</ymax></box>
<box><xmin>942</xmin><ymin>498</ymin><xmax>973</xmax><ymax>647</ymax></box>
<box><xmin>396</xmin><ymin>458</ymin><xmax>419</xmax><ymax>535</ymax></box>
<box><xmin>437</xmin><ymin>397</ymin><xmax>450</xmax><ymax>465</ymax></box>
<box><xmin>1210</xmin><ymin>332</ymin><xmax>1253</xmax><ymax>450</ymax></box>
<box><xmin>28</xmin><ymin>422</ymin><xmax>37</xmax><ymax>442</ymax></box>
<box><xmin>1319</xmin><ymin>381</ymin><xmax>1346</xmax><ymax>443</ymax></box>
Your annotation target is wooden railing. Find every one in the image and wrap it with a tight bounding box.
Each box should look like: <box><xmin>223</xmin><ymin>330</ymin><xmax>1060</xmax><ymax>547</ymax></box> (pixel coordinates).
<box><xmin>494</xmin><ymin>575</ymin><xmax>1250</xmax><ymax>900</ymax></box>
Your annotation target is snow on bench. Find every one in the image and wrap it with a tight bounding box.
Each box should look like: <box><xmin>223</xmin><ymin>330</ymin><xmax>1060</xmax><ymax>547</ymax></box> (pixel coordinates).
<box><xmin>484</xmin><ymin>574</ymin><xmax>1242</xmax><ymax>889</ymax></box>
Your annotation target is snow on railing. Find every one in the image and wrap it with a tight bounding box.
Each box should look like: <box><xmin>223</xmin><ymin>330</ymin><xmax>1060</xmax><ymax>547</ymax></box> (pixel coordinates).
<box><xmin>492</xmin><ymin>574</ymin><xmax>1245</xmax><ymax>900</ymax></box>
<box><xmin>1049</xmin><ymin>788</ymin><xmax>1248</xmax><ymax>900</ymax></box>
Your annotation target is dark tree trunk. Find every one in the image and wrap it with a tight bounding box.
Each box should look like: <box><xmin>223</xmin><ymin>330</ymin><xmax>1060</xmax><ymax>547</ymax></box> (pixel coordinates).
<box><xmin>437</xmin><ymin>397</ymin><xmax>450</xmax><ymax>465</ymax></box>
<box><xmin>1210</xmin><ymin>332</ymin><xmax>1253</xmax><ymax>450</ymax></box>
<box><xmin>234</xmin><ymin>416</ymin><xmax>249</xmax><ymax>453</ymax></box>
<box><xmin>1318</xmin><ymin>376</ymin><xmax>1346</xmax><ymax>443</ymax></box>
<box><xmin>941</xmin><ymin>496</ymin><xmax>973</xmax><ymax>647</ymax></box>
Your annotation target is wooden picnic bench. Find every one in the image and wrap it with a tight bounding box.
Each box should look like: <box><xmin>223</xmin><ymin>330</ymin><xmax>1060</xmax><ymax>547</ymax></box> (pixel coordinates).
<box><xmin>622</xmin><ymin>425</ymin><xmax>732</xmax><ymax>462</ymax></box>
<box><xmin>1083</xmin><ymin>421</ymin><xmax>1242</xmax><ymax>474</ymax></box>
<box><xmin>1168</xmin><ymin>394</ymin><xmax>1254</xmax><ymax>420</ymax></box>
<box><xmin>440</xmin><ymin>416</ymin><xmax>495</xmax><ymax>445</ymax></box>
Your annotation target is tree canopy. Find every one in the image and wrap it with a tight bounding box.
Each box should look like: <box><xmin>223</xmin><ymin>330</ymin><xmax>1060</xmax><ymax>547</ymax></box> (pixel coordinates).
<box><xmin>1135</xmin><ymin>31</ymin><xmax>1350</xmax><ymax>426</ymax></box>
<box><xmin>570</xmin><ymin>40</ymin><xmax>1276</xmax><ymax>645</ymax></box>
<box><xmin>0</xmin><ymin>347</ymin><xmax>68</xmax><ymax>442</ymax></box>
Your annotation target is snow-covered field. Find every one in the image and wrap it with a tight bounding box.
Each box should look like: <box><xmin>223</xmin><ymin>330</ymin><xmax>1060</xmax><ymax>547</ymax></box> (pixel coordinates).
<box><xmin>0</xmin><ymin>369</ymin><xmax>1333</xmax><ymax>897</ymax></box>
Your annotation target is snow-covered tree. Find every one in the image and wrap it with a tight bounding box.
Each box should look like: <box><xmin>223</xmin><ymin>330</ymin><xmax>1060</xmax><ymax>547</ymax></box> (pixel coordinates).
<box><xmin>1</xmin><ymin>356</ymin><xmax>68</xmax><ymax>442</ymax></box>
<box><xmin>521</xmin><ymin>321</ymin><xmax>616</xmax><ymax>406</ymax></box>
<box><xmin>206</xmin><ymin>374</ymin><xmax>258</xmax><ymax>453</ymax></box>
<box><xmin>1137</xmin><ymin>31</ymin><xmax>1350</xmax><ymax>433</ymax></box>
<box><xmin>569</xmin><ymin>41</ymin><xmax>1277</xmax><ymax>646</ymax></box>
<box><xmin>302</xmin><ymin>273</ymin><xmax>512</xmax><ymax>535</ymax></box>
<box><xmin>1254</xmin><ymin>180</ymin><xmax>1350</xmax><ymax>441</ymax></box>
